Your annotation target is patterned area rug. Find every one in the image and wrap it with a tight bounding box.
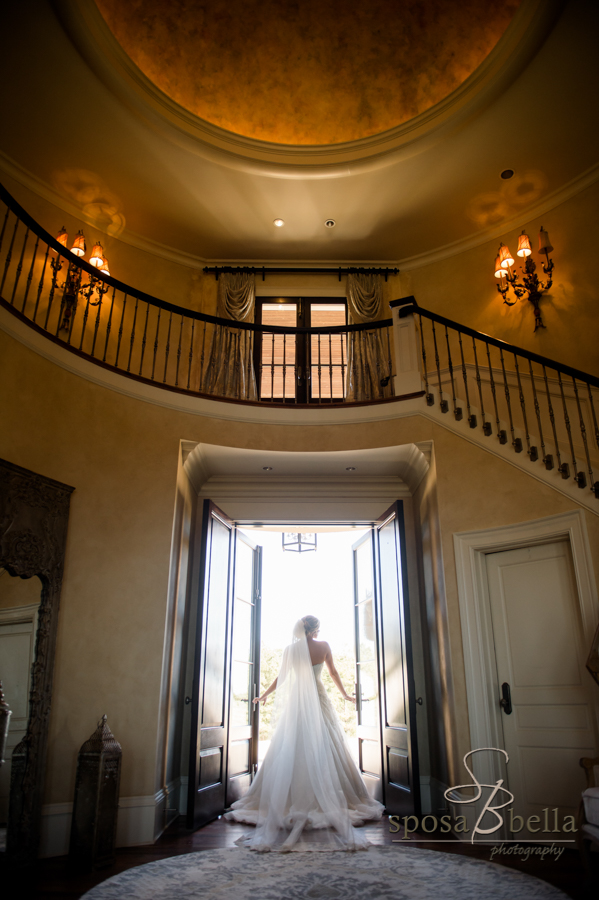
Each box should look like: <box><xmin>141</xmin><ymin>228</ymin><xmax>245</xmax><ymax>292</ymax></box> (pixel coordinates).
<box><xmin>81</xmin><ymin>846</ymin><xmax>568</xmax><ymax>899</ymax></box>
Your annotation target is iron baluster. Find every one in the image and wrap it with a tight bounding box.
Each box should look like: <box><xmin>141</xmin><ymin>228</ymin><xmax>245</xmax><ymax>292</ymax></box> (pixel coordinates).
<box><xmin>269</xmin><ymin>332</ymin><xmax>275</xmax><ymax>400</ymax></box>
<box><xmin>115</xmin><ymin>295</ymin><xmax>128</xmax><ymax>368</ymax></box>
<box><xmin>513</xmin><ymin>353</ymin><xmax>533</xmax><ymax>457</ymax></box>
<box><xmin>458</xmin><ymin>331</ymin><xmax>475</xmax><ymax>427</ymax></box>
<box><xmin>0</xmin><ymin>206</ymin><xmax>9</xmax><ymax>254</ymax></box>
<box><xmin>431</xmin><ymin>319</ymin><xmax>447</xmax><ymax>412</ymax></box>
<box><xmin>90</xmin><ymin>294</ymin><xmax>103</xmax><ymax>357</ymax></box>
<box><xmin>558</xmin><ymin>370</ymin><xmax>580</xmax><ymax>485</ymax></box>
<box><xmin>78</xmin><ymin>292</ymin><xmax>93</xmax><ymax>351</ymax></box>
<box><xmin>199</xmin><ymin>320</ymin><xmax>207</xmax><ymax>390</ymax></box>
<box><xmin>22</xmin><ymin>235</ymin><xmax>39</xmax><ymax>314</ymax></box>
<box><xmin>150</xmin><ymin>308</ymin><xmax>161</xmax><ymax>380</ymax></box>
<box><xmin>329</xmin><ymin>331</ymin><xmax>333</xmax><ymax>400</ymax></box>
<box><xmin>10</xmin><ymin>226</ymin><xmax>29</xmax><ymax>306</ymax></box>
<box><xmin>102</xmin><ymin>288</ymin><xmax>116</xmax><ymax>362</ymax></box>
<box><xmin>258</xmin><ymin>329</ymin><xmax>264</xmax><ymax>400</ymax></box>
<box><xmin>472</xmin><ymin>338</ymin><xmax>491</xmax><ymax>435</ymax></box>
<box><xmin>44</xmin><ymin>255</ymin><xmax>62</xmax><ymax>331</ymax></box>
<box><xmin>543</xmin><ymin>364</ymin><xmax>565</xmax><ymax>477</ymax></box>
<box><xmin>528</xmin><ymin>360</ymin><xmax>547</xmax><ymax>467</ymax></box>
<box><xmin>32</xmin><ymin>244</ymin><xmax>50</xmax><ymax>323</ymax></box>
<box><xmin>586</xmin><ymin>382</ymin><xmax>599</xmax><ymax>449</ymax></box>
<box><xmin>66</xmin><ymin>282</ymin><xmax>79</xmax><ymax>346</ymax></box>
<box><xmin>317</xmin><ymin>333</ymin><xmax>322</xmax><ymax>403</ymax></box>
<box><xmin>418</xmin><ymin>314</ymin><xmax>433</xmax><ymax>406</ymax></box>
<box><xmin>485</xmin><ymin>342</ymin><xmax>507</xmax><ymax>443</ymax></box>
<box><xmin>571</xmin><ymin>377</ymin><xmax>594</xmax><ymax>491</ymax></box>
<box><xmin>186</xmin><ymin>320</ymin><xmax>195</xmax><ymax>390</ymax></box>
<box><xmin>499</xmin><ymin>348</ymin><xmax>520</xmax><ymax>451</ymax></box>
<box><xmin>127</xmin><ymin>297</ymin><xmax>139</xmax><ymax>372</ymax></box>
<box><xmin>283</xmin><ymin>332</ymin><xmax>287</xmax><ymax>400</ymax></box>
<box><xmin>162</xmin><ymin>311</ymin><xmax>173</xmax><ymax>383</ymax></box>
<box><xmin>340</xmin><ymin>331</ymin><xmax>346</xmax><ymax>400</ymax></box>
<box><xmin>139</xmin><ymin>303</ymin><xmax>150</xmax><ymax>376</ymax></box>
<box><xmin>444</xmin><ymin>325</ymin><xmax>462</xmax><ymax>420</ymax></box>
<box><xmin>0</xmin><ymin>216</ymin><xmax>18</xmax><ymax>299</ymax></box>
<box><xmin>386</xmin><ymin>326</ymin><xmax>393</xmax><ymax>394</ymax></box>
<box><xmin>175</xmin><ymin>314</ymin><xmax>184</xmax><ymax>386</ymax></box>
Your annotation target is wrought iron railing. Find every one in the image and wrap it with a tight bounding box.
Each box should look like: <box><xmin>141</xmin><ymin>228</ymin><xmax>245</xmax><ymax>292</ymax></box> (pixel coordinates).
<box><xmin>395</xmin><ymin>300</ymin><xmax>599</xmax><ymax>499</ymax></box>
<box><xmin>0</xmin><ymin>184</ymin><xmax>396</xmax><ymax>406</ymax></box>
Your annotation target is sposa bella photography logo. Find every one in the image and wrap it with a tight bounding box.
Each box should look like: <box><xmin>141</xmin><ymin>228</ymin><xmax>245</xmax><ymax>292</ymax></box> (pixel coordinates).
<box><xmin>389</xmin><ymin>748</ymin><xmax>577</xmax><ymax>859</ymax></box>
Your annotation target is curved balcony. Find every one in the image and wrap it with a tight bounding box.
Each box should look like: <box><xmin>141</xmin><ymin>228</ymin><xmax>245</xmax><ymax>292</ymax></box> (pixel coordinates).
<box><xmin>1</xmin><ymin>182</ymin><xmax>598</xmax><ymax>507</ymax></box>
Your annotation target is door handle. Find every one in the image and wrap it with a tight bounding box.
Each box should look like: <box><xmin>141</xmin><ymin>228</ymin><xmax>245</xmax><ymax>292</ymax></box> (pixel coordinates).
<box><xmin>499</xmin><ymin>682</ymin><xmax>512</xmax><ymax>715</ymax></box>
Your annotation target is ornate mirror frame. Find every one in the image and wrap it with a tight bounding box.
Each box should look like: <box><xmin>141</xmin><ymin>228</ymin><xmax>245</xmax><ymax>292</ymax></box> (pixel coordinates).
<box><xmin>0</xmin><ymin>458</ymin><xmax>74</xmax><ymax>866</ymax></box>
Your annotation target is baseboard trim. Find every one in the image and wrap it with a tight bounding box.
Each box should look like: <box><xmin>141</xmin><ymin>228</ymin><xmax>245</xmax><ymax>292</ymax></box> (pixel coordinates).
<box><xmin>39</xmin><ymin>792</ymin><xmax>161</xmax><ymax>858</ymax></box>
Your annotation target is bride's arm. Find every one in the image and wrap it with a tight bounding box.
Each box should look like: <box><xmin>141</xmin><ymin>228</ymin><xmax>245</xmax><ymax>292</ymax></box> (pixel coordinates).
<box><xmin>253</xmin><ymin>646</ymin><xmax>289</xmax><ymax>705</ymax></box>
<box><xmin>324</xmin><ymin>645</ymin><xmax>355</xmax><ymax>702</ymax></box>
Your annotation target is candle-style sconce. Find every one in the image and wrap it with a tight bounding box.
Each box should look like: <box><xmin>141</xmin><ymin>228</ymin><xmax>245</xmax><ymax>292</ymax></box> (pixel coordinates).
<box><xmin>51</xmin><ymin>228</ymin><xmax>111</xmax><ymax>333</ymax></box>
<box><xmin>494</xmin><ymin>227</ymin><xmax>554</xmax><ymax>331</ymax></box>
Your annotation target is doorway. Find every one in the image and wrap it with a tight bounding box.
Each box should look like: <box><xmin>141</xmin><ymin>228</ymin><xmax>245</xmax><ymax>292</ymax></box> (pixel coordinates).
<box><xmin>186</xmin><ymin>501</ymin><xmax>421</xmax><ymax>829</ymax></box>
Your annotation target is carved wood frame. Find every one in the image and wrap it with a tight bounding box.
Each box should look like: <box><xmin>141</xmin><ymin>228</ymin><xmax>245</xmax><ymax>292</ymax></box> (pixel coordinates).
<box><xmin>0</xmin><ymin>458</ymin><xmax>74</xmax><ymax>866</ymax></box>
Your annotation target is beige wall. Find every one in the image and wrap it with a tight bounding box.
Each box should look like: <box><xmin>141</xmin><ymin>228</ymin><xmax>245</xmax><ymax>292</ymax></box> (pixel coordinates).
<box><xmin>1</xmin><ymin>325</ymin><xmax>597</xmax><ymax>815</ymax></box>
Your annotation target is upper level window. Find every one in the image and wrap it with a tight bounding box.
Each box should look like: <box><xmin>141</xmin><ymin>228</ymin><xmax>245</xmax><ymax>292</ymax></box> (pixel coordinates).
<box><xmin>255</xmin><ymin>298</ymin><xmax>347</xmax><ymax>403</ymax></box>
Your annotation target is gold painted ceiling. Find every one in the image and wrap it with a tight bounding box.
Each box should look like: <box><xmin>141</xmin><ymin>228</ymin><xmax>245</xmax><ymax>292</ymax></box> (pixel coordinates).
<box><xmin>94</xmin><ymin>0</ymin><xmax>522</xmax><ymax>146</ymax></box>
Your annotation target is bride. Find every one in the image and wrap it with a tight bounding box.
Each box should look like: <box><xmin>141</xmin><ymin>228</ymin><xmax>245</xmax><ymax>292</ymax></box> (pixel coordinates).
<box><xmin>225</xmin><ymin>615</ymin><xmax>384</xmax><ymax>851</ymax></box>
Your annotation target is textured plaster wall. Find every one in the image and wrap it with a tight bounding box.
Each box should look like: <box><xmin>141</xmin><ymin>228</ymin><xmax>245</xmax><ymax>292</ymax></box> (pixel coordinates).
<box><xmin>1</xmin><ymin>327</ymin><xmax>597</xmax><ymax>810</ymax></box>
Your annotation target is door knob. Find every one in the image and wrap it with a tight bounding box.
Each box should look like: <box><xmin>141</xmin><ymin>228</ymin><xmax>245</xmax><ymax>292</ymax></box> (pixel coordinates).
<box><xmin>416</xmin><ymin>697</ymin><xmax>423</xmax><ymax>706</ymax></box>
<box><xmin>185</xmin><ymin>696</ymin><xmax>192</xmax><ymax>705</ymax></box>
<box><xmin>499</xmin><ymin>682</ymin><xmax>512</xmax><ymax>715</ymax></box>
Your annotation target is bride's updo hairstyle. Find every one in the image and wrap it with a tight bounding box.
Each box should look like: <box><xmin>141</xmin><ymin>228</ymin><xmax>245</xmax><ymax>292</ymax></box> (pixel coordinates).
<box><xmin>301</xmin><ymin>615</ymin><xmax>320</xmax><ymax>636</ymax></box>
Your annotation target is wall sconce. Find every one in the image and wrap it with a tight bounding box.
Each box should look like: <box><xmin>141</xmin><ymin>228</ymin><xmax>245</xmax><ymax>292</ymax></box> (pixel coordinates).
<box><xmin>494</xmin><ymin>227</ymin><xmax>554</xmax><ymax>331</ymax></box>
<box><xmin>52</xmin><ymin>228</ymin><xmax>111</xmax><ymax>332</ymax></box>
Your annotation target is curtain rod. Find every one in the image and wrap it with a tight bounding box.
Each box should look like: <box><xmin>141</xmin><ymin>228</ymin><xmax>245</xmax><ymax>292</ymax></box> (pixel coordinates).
<box><xmin>203</xmin><ymin>265</ymin><xmax>400</xmax><ymax>282</ymax></box>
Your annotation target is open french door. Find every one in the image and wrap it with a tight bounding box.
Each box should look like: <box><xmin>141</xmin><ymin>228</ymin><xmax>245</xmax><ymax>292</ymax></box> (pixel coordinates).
<box><xmin>353</xmin><ymin>501</ymin><xmax>420</xmax><ymax>817</ymax></box>
<box><xmin>187</xmin><ymin>501</ymin><xmax>262</xmax><ymax>829</ymax></box>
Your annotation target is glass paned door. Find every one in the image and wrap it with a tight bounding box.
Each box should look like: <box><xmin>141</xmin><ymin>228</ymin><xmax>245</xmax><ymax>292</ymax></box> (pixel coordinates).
<box><xmin>227</xmin><ymin>531</ymin><xmax>262</xmax><ymax>805</ymax></box>
<box><xmin>259</xmin><ymin>303</ymin><xmax>297</xmax><ymax>400</ymax></box>
<box><xmin>353</xmin><ymin>531</ymin><xmax>383</xmax><ymax>803</ymax></box>
<box><xmin>310</xmin><ymin>304</ymin><xmax>347</xmax><ymax>400</ymax></box>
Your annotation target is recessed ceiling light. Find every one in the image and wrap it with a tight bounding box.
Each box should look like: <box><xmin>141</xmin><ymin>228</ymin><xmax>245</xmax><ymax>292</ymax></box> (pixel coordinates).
<box><xmin>262</xmin><ymin>466</ymin><xmax>273</xmax><ymax>471</ymax></box>
<box><xmin>325</xmin><ymin>219</ymin><xmax>336</xmax><ymax>228</ymax></box>
<box><xmin>500</xmin><ymin>169</ymin><xmax>514</xmax><ymax>180</ymax></box>
<box><xmin>345</xmin><ymin>466</ymin><xmax>356</xmax><ymax>471</ymax></box>
<box><xmin>273</xmin><ymin>218</ymin><xmax>284</xmax><ymax>227</ymax></box>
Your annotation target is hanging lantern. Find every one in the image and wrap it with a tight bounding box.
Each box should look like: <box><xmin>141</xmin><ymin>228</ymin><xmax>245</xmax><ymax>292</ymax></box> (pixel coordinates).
<box><xmin>282</xmin><ymin>532</ymin><xmax>317</xmax><ymax>553</ymax></box>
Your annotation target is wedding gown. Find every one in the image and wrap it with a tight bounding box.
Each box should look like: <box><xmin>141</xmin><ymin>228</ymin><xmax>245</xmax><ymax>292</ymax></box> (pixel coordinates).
<box><xmin>225</xmin><ymin>622</ymin><xmax>384</xmax><ymax>851</ymax></box>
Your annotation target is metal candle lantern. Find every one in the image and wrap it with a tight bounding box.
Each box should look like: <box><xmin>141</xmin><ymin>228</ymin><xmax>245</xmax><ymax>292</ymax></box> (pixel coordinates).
<box><xmin>69</xmin><ymin>715</ymin><xmax>122</xmax><ymax>870</ymax></box>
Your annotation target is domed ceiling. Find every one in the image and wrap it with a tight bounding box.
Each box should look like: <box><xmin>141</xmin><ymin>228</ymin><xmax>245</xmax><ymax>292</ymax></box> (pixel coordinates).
<box><xmin>94</xmin><ymin>0</ymin><xmax>522</xmax><ymax>146</ymax></box>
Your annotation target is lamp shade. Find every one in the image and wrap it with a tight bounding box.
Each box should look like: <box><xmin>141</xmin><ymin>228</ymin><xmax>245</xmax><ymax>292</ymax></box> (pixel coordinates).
<box><xmin>494</xmin><ymin>255</ymin><xmax>507</xmax><ymax>279</ymax></box>
<box><xmin>538</xmin><ymin>227</ymin><xmax>553</xmax><ymax>254</ymax></box>
<box><xmin>498</xmin><ymin>243</ymin><xmax>514</xmax><ymax>269</ymax></box>
<box><xmin>89</xmin><ymin>243</ymin><xmax>104</xmax><ymax>268</ymax></box>
<box><xmin>517</xmin><ymin>232</ymin><xmax>532</xmax><ymax>257</ymax></box>
<box><xmin>71</xmin><ymin>231</ymin><xmax>86</xmax><ymax>257</ymax></box>
<box><xmin>56</xmin><ymin>227</ymin><xmax>68</xmax><ymax>248</ymax></box>
<box><xmin>99</xmin><ymin>257</ymin><xmax>110</xmax><ymax>277</ymax></box>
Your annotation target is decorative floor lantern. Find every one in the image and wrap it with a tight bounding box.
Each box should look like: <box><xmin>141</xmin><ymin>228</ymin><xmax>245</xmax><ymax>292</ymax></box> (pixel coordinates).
<box><xmin>282</xmin><ymin>532</ymin><xmax>317</xmax><ymax>553</ymax></box>
<box><xmin>69</xmin><ymin>715</ymin><xmax>122</xmax><ymax>870</ymax></box>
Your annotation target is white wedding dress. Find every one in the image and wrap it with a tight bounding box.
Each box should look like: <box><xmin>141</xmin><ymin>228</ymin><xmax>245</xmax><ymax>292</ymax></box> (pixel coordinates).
<box><xmin>225</xmin><ymin>622</ymin><xmax>384</xmax><ymax>851</ymax></box>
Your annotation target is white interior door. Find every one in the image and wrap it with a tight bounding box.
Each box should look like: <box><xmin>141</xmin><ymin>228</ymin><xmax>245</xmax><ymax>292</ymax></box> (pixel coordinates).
<box><xmin>486</xmin><ymin>541</ymin><xmax>597</xmax><ymax>833</ymax></box>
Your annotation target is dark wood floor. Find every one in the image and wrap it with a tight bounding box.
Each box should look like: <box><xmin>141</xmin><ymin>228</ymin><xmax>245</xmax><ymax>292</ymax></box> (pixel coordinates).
<box><xmin>6</xmin><ymin>817</ymin><xmax>597</xmax><ymax>899</ymax></box>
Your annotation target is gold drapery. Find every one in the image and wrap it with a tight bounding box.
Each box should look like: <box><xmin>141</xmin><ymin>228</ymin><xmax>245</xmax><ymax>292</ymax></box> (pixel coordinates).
<box><xmin>201</xmin><ymin>272</ymin><xmax>258</xmax><ymax>400</ymax></box>
<box><xmin>345</xmin><ymin>273</ymin><xmax>392</xmax><ymax>402</ymax></box>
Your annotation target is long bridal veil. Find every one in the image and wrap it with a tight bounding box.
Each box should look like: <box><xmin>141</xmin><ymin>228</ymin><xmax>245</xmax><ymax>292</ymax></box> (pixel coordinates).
<box><xmin>227</xmin><ymin>620</ymin><xmax>374</xmax><ymax>851</ymax></box>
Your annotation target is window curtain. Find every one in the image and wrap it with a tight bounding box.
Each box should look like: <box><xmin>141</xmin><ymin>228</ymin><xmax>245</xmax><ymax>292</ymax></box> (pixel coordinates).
<box><xmin>201</xmin><ymin>272</ymin><xmax>257</xmax><ymax>400</ymax></box>
<box><xmin>345</xmin><ymin>273</ymin><xmax>392</xmax><ymax>402</ymax></box>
